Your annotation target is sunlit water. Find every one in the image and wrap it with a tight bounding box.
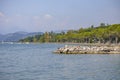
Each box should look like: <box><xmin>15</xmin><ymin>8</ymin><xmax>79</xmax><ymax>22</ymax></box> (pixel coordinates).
<box><xmin>0</xmin><ymin>43</ymin><xmax>120</xmax><ymax>80</ymax></box>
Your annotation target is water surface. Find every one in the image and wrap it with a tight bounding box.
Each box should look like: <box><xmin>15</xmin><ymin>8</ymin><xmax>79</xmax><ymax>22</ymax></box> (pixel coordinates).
<box><xmin>0</xmin><ymin>43</ymin><xmax>120</xmax><ymax>80</ymax></box>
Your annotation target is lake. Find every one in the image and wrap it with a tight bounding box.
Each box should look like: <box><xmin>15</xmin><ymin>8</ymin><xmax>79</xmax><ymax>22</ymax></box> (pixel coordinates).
<box><xmin>0</xmin><ymin>43</ymin><xmax>120</xmax><ymax>80</ymax></box>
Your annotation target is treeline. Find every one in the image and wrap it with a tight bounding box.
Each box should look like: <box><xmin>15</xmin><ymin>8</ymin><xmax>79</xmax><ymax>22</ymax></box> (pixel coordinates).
<box><xmin>19</xmin><ymin>23</ymin><xmax>120</xmax><ymax>43</ymax></box>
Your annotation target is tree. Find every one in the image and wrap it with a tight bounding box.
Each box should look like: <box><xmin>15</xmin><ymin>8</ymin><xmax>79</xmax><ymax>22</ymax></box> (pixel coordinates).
<box><xmin>91</xmin><ymin>25</ymin><xmax>94</xmax><ymax>28</ymax></box>
<box><xmin>19</xmin><ymin>24</ymin><xmax>120</xmax><ymax>44</ymax></box>
<box><xmin>100</xmin><ymin>23</ymin><xmax>106</xmax><ymax>27</ymax></box>
<box><xmin>44</xmin><ymin>32</ymin><xmax>50</xmax><ymax>42</ymax></box>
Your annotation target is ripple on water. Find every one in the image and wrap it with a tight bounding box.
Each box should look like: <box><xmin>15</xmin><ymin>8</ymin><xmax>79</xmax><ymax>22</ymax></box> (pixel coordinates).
<box><xmin>0</xmin><ymin>43</ymin><xmax>120</xmax><ymax>80</ymax></box>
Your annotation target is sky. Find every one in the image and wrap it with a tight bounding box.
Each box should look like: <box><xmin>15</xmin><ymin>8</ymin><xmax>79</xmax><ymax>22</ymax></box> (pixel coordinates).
<box><xmin>0</xmin><ymin>0</ymin><xmax>120</xmax><ymax>34</ymax></box>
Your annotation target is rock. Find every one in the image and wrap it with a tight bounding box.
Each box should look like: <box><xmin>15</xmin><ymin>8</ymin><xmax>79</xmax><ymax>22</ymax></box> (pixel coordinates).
<box><xmin>53</xmin><ymin>44</ymin><xmax>120</xmax><ymax>54</ymax></box>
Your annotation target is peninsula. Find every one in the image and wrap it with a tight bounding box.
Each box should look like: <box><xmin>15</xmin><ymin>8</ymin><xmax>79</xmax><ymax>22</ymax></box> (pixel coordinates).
<box><xmin>19</xmin><ymin>23</ymin><xmax>120</xmax><ymax>54</ymax></box>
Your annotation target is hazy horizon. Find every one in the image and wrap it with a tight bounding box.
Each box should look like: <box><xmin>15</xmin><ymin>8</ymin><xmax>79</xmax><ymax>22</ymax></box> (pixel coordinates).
<box><xmin>0</xmin><ymin>0</ymin><xmax>120</xmax><ymax>34</ymax></box>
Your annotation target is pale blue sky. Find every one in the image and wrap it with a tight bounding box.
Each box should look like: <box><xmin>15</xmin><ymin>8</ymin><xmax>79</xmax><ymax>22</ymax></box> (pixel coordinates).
<box><xmin>0</xmin><ymin>0</ymin><xmax>120</xmax><ymax>34</ymax></box>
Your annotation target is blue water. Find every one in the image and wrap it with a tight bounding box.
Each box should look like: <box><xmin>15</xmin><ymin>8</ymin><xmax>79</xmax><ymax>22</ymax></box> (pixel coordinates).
<box><xmin>0</xmin><ymin>43</ymin><xmax>120</xmax><ymax>80</ymax></box>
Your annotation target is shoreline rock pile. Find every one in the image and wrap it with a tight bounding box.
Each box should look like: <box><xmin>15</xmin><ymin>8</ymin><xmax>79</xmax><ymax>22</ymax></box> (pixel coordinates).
<box><xmin>53</xmin><ymin>44</ymin><xmax>120</xmax><ymax>54</ymax></box>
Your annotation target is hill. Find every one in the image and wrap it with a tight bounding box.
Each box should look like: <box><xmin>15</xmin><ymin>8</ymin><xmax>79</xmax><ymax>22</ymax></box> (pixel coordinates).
<box><xmin>19</xmin><ymin>23</ymin><xmax>120</xmax><ymax>43</ymax></box>
<box><xmin>0</xmin><ymin>31</ymin><xmax>43</xmax><ymax>42</ymax></box>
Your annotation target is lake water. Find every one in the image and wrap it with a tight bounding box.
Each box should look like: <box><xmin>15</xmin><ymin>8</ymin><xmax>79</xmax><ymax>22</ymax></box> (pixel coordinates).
<box><xmin>0</xmin><ymin>43</ymin><xmax>120</xmax><ymax>80</ymax></box>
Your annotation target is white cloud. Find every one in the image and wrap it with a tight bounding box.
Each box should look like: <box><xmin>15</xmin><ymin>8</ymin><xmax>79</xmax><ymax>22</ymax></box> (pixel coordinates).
<box><xmin>0</xmin><ymin>12</ymin><xmax>5</xmax><ymax>17</ymax></box>
<box><xmin>44</xmin><ymin>14</ymin><xmax>53</xmax><ymax>19</ymax></box>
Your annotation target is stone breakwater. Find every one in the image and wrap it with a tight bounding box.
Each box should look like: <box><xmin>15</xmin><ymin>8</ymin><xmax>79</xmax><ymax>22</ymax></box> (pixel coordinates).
<box><xmin>53</xmin><ymin>45</ymin><xmax>120</xmax><ymax>54</ymax></box>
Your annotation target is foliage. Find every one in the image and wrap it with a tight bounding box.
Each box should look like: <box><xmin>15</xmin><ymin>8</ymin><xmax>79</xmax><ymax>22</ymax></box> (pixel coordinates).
<box><xmin>19</xmin><ymin>23</ymin><xmax>120</xmax><ymax>43</ymax></box>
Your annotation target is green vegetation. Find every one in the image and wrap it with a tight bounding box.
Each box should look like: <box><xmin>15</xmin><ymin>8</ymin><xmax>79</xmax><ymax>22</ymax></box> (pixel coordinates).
<box><xmin>19</xmin><ymin>23</ymin><xmax>120</xmax><ymax>43</ymax></box>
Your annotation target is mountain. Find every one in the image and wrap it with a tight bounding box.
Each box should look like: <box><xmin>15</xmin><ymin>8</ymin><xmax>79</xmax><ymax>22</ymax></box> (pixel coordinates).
<box><xmin>0</xmin><ymin>34</ymin><xmax>5</xmax><ymax>41</ymax></box>
<box><xmin>0</xmin><ymin>31</ymin><xmax>43</xmax><ymax>42</ymax></box>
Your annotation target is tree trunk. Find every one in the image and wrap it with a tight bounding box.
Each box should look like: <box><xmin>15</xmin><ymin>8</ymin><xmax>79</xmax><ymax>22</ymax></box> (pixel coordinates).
<box><xmin>115</xmin><ymin>37</ymin><xmax>118</xmax><ymax>44</ymax></box>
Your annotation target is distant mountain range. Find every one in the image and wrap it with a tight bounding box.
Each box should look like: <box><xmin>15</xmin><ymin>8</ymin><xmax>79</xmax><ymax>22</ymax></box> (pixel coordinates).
<box><xmin>0</xmin><ymin>31</ymin><xmax>43</xmax><ymax>42</ymax></box>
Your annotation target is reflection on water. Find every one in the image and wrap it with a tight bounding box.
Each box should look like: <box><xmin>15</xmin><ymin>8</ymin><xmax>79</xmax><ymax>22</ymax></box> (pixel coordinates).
<box><xmin>0</xmin><ymin>43</ymin><xmax>120</xmax><ymax>80</ymax></box>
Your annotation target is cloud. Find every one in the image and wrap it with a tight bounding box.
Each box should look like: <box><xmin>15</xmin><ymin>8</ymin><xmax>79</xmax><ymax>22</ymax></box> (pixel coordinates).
<box><xmin>44</xmin><ymin>14</ymin><xmax>53</xmax><ymax>19</ymax></box>
<box><xmin>0</xmin><ymin>12</ymin><xmax>5</xmax><ymax>17</ymax></box>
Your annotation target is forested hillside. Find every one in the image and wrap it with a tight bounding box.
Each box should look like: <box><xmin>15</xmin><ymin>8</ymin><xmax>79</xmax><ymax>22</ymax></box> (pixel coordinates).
<box><xmin>19</xmin><ymin>23</ymin><xmax>120</xmax><ymax>43</ymax></box>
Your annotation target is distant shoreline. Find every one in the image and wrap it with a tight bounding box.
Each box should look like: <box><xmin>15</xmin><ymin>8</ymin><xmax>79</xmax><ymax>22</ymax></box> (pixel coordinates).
<box><xmin>1</xmin><ymin>41</ymin><xmax>120</xmax><ymax>46</ymax></box>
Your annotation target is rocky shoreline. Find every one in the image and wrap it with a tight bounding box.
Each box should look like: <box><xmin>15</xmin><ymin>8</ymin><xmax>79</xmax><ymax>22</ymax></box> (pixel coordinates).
<box><xmin>53</xmin><ymin>44</ymin><xmax>120</xmax><ymax>54</ymax></box>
